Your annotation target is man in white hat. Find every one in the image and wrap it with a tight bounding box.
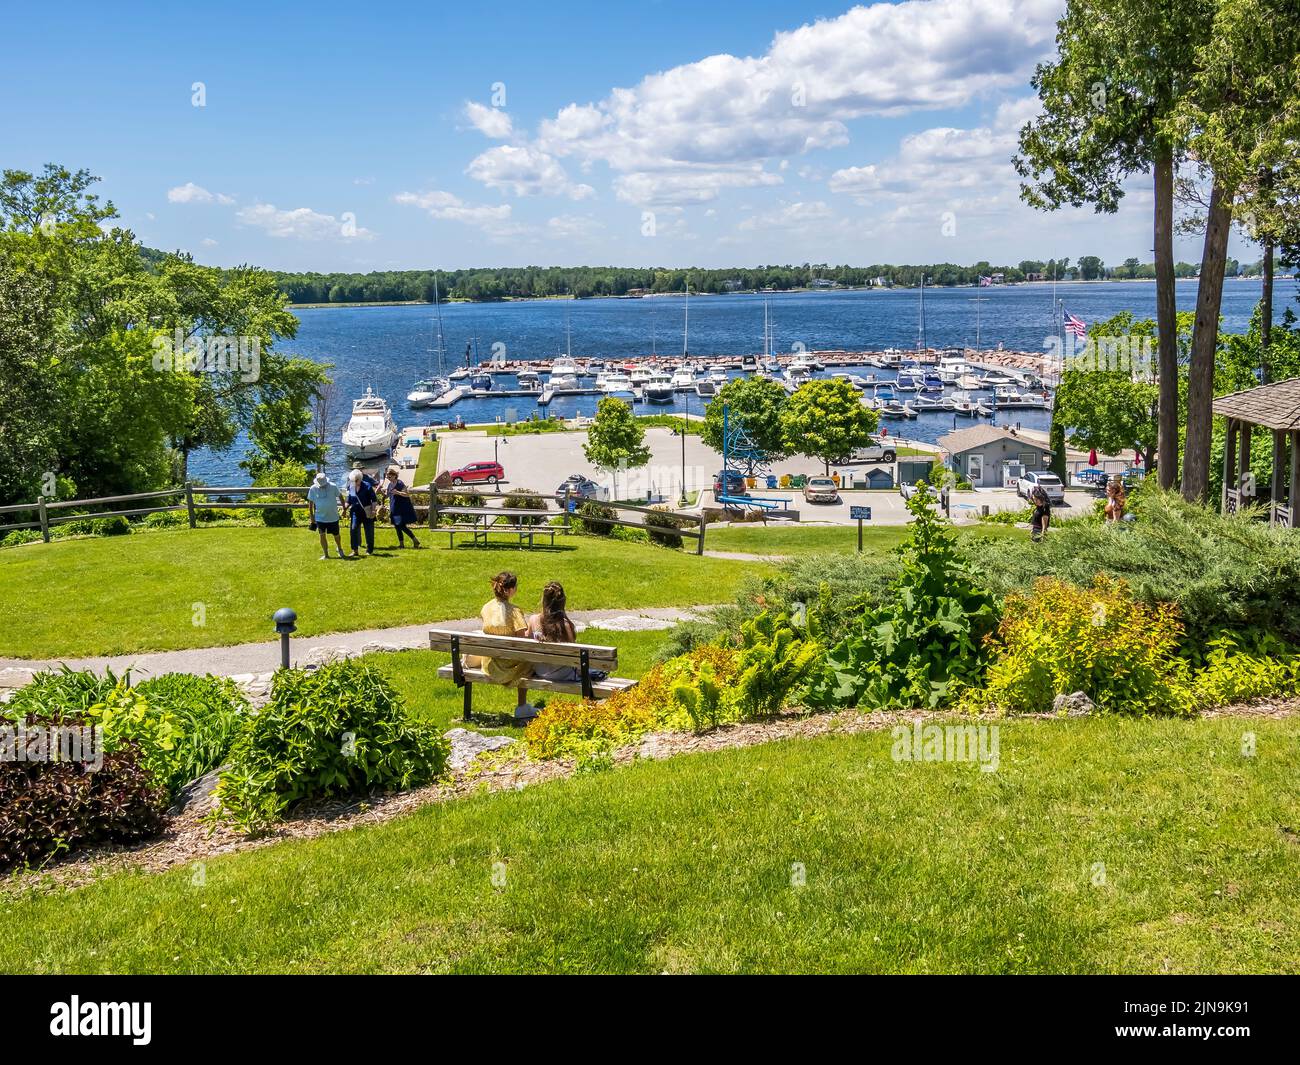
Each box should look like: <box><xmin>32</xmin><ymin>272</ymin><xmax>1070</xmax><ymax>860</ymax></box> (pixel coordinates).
<box><xmin>306</xmin><ymin>470</ymin><xmax>346</xmax><ymax>559</ymax></box>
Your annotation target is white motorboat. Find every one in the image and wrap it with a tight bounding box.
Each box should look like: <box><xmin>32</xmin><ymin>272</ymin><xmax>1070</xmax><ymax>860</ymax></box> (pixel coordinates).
<box><xmin>910</xmin><ymin>396</ymin><xmax>944</xmax><ymax>412</ymax></box>
<box><xmin>406</xmin><ymin>377</ymin><xmax>450</xmax><ymax>407</ymax></box>
<box><xmin>516</xmin><ymin>369</ymin><xmax>541</xmax><ymax>391</ymax></box>
<box><xmin>695</xmin><ymin>379</ymin><xmax>718</xmax><ymax>399</ymax></box>
<box><xmin>549</xmin><ymin>371</ymin><xmax>579</xmax><ymax>390</ymax></box>
<box><xmin>980</xmin><ymin>372</ymin><xmax>1016</xmax><ymax>386</ymax></box>
<box><xmin>956</xmin><ymin>372</ymin><xmax>986</xmax><ymax>390</ymax></box>
<box><xmin>602</xmin><ymin>372</ymin><xmax>635</xmax><ymax>399</ymax></box>
<box><xmin>645</xmin><ymin>372</ymin><xmax>675</xmax><ymax>403</ymax></box>
<box><xmin>787</xmin><ymin>352</ymin><xmax>817</xmax><ymax>376</ymax></box>
<box><xmin>949</xmin><ymin>390</ymin><xmax>978</xmax><ymax>416</ymax></box>
<box><xmin>671</xmin><ymin>365</ymin><xmax>697</xmax><ymax>390</ymax></box>
<box><xmin>937</xmin><ymin>355</ymin><xmax>970</xmax><ymax>383</ymax></box>
<box><xmin>832</xmin><ymin>372</ymin><xmax>870</xmax><ymax>389</ymax></box>
<box><xmin>342</xmin><ymin>387</ymin><xmax>399</xmax><ymax>460</ymax></box>
<box><xmin>708</xmin><ymin>367</ymin><xmax>729</xmax><ymax>386</ymax></box>
<box><xmin>629</xmin><ymin>364</ymin><xmax>654</xmax><ymax>387</ymax></box>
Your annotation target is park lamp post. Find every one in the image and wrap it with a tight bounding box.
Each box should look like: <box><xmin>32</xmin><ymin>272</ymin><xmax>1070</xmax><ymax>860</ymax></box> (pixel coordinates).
<box><xmin>273</xmin><ymin>607</ymin><xmax>297</xmax><ymax>670</ymax></box>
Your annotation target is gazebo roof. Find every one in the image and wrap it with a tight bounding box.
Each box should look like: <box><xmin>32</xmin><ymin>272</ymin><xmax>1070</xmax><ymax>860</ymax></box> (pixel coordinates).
<box><xmin>1212</xmin><ymin>376</ymin><xmax>1300</xmax><ymax>431</ymax></box>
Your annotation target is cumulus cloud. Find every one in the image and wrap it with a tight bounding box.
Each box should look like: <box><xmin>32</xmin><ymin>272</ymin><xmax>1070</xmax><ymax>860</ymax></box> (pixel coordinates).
<box><xmin>529</xmin><ymin>0</ymin><xmax>1060</xmax><ymax>206</ymax></box>
<box><xmin>393</xmin><ymin>188</ymin><xmax>524</xmax><ymax>238</ymax></box>
<box><xmin>466</xmin><ymin>144</ymin><xmax>594</xmax><ymax>200</ymax></box>
<box><xmin>738</xmin><ymin>200</ymin><xmax>834</xmax><ymax>231</ymax></box>
<box><xmin>546</xmin><ymin>214</ymin><xmax>603</xmax><ymax>240</ymax></box>
<box><xmin>167</xmin><ymin>182</ymin><xmax>235</xmax><ymax>205</ymax></box>
<box><xmin>235</xmin><ymin>203</ymin><xmax>374</xmax><ymax>240</ymax></box>
<box><xmin>464</xmin><ymin>101</ymin><xmax>514</xmax><ymax>139</ymax></box>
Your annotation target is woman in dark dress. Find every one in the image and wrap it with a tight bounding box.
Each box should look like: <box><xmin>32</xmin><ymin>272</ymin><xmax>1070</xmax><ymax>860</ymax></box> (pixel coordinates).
<box><xmin>382</xmin><ymin>465</ymin><xmax>421</xmax><ymax>548</ymax></box>
<box><xmin>345</xmin><ymin>469</ymin><xmax>379</xmax><ymax>556</ymax></box>
<box><xmin>1029</xmin><ymin>484</ymin><xmax>1052</xmax><ymax>542</ymax></box>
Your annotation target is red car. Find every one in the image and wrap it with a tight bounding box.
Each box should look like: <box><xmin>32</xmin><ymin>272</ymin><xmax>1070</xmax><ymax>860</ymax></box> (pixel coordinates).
<box><xmin>448</xmin><ymin>461</ymin><xmax>504</xmax><ymax>486</ymax></box>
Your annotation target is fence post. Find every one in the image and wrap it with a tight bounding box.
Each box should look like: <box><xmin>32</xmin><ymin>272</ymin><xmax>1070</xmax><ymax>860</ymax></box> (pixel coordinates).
<box><xmin>428</xmin><ymin>486</ymin><xmax>439</xmax><ymax>528</ymax></box>
<box><xmin>37</xmin><ymin>496</ymin><xmax>50</xmax><ymax>543</ymax></box>
<box><xmin>696</xmin><ymin>514</ymin><xmax>706</xmax><ymax>556</ymax></box>
<box><xmin>563</xmin><ymin>489</ymin><xmax>571</xmax><ymax>531</ymax></box>
<box><xmin>185</xmin><ymin>482</ymin><xmax>197</xmax><ymax>528</ymax></box>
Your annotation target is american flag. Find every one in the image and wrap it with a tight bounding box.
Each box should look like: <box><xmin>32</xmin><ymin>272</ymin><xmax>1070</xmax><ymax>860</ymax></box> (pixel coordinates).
<box><xmin>979</xmin><ymin>275</ymin><xmax>992</xmax><ymax>287</ymax></box>
<box><xmin>1064</xmin><ymin>310</ymin><xmax>1087</xmax><ymax>338</ymax></box>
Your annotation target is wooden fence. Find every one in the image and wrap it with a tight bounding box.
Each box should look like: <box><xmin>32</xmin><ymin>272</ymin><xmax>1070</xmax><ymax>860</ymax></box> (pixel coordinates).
<box><xmin>0</xmin><ymin>484</ymin><xmax>709</xmax><ymax>554</ymax></box>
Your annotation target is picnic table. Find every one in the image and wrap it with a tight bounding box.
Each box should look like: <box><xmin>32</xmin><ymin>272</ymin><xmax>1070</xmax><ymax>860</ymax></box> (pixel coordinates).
<box><xmin>437</xmin><ymin>506</ymin><xmax>561</xmax><ymax>548</ymax></box>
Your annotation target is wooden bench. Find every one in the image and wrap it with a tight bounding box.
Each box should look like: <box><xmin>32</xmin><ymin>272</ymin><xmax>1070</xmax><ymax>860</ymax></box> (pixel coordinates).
<box><xmin>443</xmin><ymin>524</ymin><xmax>558</xmax><ymax>548</ymax></box>
<box><xmin>429</xmin><ymin>628</ymin><xmax>637</xmax><ymax>720</ymax></box>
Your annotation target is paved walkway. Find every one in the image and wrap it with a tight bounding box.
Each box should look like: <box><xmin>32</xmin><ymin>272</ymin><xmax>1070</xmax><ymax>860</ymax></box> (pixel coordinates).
<box><xmin>0</xmin><ymin>606</ymin><xmax>709</xmax><ymax>683</ymax></box>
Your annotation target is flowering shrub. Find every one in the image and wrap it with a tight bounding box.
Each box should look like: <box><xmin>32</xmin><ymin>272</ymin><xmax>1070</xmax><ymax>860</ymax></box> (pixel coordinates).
<box><xmin>966</xmin><ymin>576</ymin><xmax>1192</xmax><ymax>716</ymax></box>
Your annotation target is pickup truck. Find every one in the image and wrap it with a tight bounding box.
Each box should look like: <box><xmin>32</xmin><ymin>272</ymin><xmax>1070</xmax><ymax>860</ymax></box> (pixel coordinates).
<box><xmin>841</xmin><ymin>439</ymin><xmax>897</xmax><ymax>464</ymax></box>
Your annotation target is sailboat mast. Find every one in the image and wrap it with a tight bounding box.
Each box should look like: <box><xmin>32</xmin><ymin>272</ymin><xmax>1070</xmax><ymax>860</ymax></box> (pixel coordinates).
<box><xmin>682</xmin><ymin>281</ymin><xmax>690</xmax><ymax>358</ymax></box>
<box><xmin>919</xmin><ymin>274</ymin><xmax>927</xmax><ymax>355</ymax></box>
<box><xmin>433</xmin><ymin>274</ymin><xmax>446</xmax><ymax>376</ymax></box>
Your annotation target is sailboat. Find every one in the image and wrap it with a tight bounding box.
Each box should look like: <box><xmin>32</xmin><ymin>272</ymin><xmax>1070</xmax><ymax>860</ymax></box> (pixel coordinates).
<box><xmin>549</xmin><ymin>311</ymin><xmax>580</xmax><ymax>389</ymax></box>
<box><xmin>407</xmin><ymin>275</ymin><xmax>451</xmax><ymax>407</ymax></box>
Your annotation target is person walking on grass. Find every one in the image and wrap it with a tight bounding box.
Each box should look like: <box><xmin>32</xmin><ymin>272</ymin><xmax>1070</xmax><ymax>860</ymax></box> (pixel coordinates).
<box><xmin>382</xmin><ymin>464</ymin><xmax>421</xmax><ymax>549</ymax></box>
<box><xmin>1029</xmin><ymin>484</ymin><xmax>1052</xmax><ymax>542</ymax></box>
<box><xmin>475</xmin><ymin>571</ymin><xmax>537</xmax><ymax>720</ymax></box>
<box><xmin>306</xmin><ymin>470</ymin><xmax>346</xmax><ymax>560</ymax></box>
<box><xmin>345</xmin><ymin>468</ymin><xmax>379</xmax><ymax>557</ymax></box>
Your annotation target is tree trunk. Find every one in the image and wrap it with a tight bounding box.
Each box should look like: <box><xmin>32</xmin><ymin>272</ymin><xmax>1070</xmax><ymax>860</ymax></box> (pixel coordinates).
<box><xmin>1182</xmin><ymin>180</ymin><xmax>1233</xmax><ymax>503</ymax></box>
<box><xmin>1261</xmin><ymin>239</ymin><xmax>1274</xmax><ymax>380</ymax></box>
<box><xmin>1153</xmin><ymin>149</ymin><xmax>1179</xmax><ymax>489</ymax></box>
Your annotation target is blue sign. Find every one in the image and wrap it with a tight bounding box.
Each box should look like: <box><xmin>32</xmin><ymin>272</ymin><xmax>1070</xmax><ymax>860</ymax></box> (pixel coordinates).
<box><xmin>850</xmin><ymin>506</ymin><xmax>872</xmax><ymax>520</ymax></box>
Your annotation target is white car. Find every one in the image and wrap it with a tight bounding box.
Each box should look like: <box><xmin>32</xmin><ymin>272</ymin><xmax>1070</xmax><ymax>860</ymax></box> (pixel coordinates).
<box><xmin>1018</xmin><ymin>471</ymin><xmax>1066</xmax><ymax>505</ymax></box>
<box><xmin>900</xmin><ymin>482</ymin><xmax>939</xmax><ymax>501</ymax></box>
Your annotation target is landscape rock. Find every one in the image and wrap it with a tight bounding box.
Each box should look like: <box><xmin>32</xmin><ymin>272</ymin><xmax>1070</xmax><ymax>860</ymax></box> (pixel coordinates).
<box><xmin>1053</xmin><ymin>691</ymin><xmax>1095</xmax><ymax>717</ymax></box>
<box><xmin>170</xmin><ymin>766</ymin><xmax>226</xmax><ymax>818</ymax></box>
<box><xmin>444</xmin><ymin>727</ymin><xmax>518</xmax><ymax>773</ymax></box>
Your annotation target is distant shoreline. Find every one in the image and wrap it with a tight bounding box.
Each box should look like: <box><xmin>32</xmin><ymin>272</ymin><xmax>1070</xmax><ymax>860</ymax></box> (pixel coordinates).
<box><xmin>288</xmin><ymin>275</ymin><xmax>1271</xmax><ymax>310</ymax></box>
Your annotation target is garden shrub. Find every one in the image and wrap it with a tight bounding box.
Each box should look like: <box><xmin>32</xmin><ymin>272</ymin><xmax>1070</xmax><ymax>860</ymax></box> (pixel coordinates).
<box><xmin>967</xmin><ymin>576</ymin><xmax>1193</xmax><ymax>716</ymax></box>
<box><xmin>253</xmin><ymin>460</ymin><xmax>308</xmax><ymax>527</ymax></box>
<box><xmin>730</xmin><ymin>610</ymin><xmax>824</xmax><ymax>719</ymax></box>
<box><xmin>143</xmin><ymin>509</ymin><xmax>187</xmax><ymax>529</ymax></box>
<box><xmin>500</xmin><ymin>488</ymin><xmax>548</xmax><ymax>526</ymax></box>
<box><xmin>1185</xmin><ymin>633</ymin><xmax>1300</xmax><ymax>710</ymax></box>
<box><xmin>805</xmin><ymin>492</ymin><xmax>998</xmax><ymax>710</ymax></box>
<box><xmin>575</xmin><ymin>500</ymin><xmax>617</xmax><ymax>536</ymax></box>
<box><xmin>4</xmin><ymin>667</ymin><xmax>117</xmax><ymax>723</ymax></box>
<box><xmin>0</xmin><ymin>746</ymin><xmax>165</xmax><ymax>872</ymax></box>
<box><xmin>215</xmin><ymin>660</ymin><xmax>448</xmax><ymax>831</ymax></box>
<box><xmin>645</xmin><ymin>507</ymin><xmax>685</xmax><ymax>549</ymax></box>
<box><xmin>975</xmin><ymin>488</ymin><xmax>1300</xmax><ymax>646</ymax></box>
<box><xmin>434</xmin><ymin>489</ymin><xmax>485</xmax><ymax>525</ymax></box>
<box><xmin>133</xmin><ymin>673</ymin><xmax>249</xmax><ymax>794</ymax></box>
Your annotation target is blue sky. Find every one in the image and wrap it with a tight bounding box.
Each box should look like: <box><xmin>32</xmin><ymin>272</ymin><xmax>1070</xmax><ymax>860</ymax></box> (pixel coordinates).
<box><xmin>2</xmin><ymin>0</ymin><xmax>1252</xmax><ymax>271</ymax></box>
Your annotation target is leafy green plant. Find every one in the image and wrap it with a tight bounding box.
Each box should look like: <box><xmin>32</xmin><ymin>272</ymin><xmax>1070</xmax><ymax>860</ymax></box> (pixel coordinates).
<box><xmin>645</xmin><ymin>507</ymin><xmax>685</xmax><ymax>549</ymax></box>
<box><xmin>215</xmin><ymin>660</ymin><xmax>448</xmax><ymax>832</ymax></box>
<box><xmin>805</xmin><ymin>489</ymin><xmax>998</xmax><ymax>710</ymax></box>
<box><xmin>575</xmin><ymin>500</ymin><xmax>617</xmax><ymax>536</ymax></box>
<box><xmin>500</xmin><ymin>488</ymin><xmax>548</xmax><ymax>526</ymax></box>
<box><xmin>1186</xmin><ymin>632</ymin><xmax>1300</xmax><ymax>709</ymax></box>
<box><xmin>134</xmin><ymin>674</ymin><xmax>249</xmax><ymax>794</ymax></box>
<box><xmin>732</xmin><ymin>610</ymin><xmax>824</xmax><ymax>718</ymax></box>
<box><xmin>967</xmin><ymin>576</ymin><xmax>1193</xmax><ymax>716</ymax></box>
<box><xmin>670</xmin><ymin>662</ymin><xmax>727</xmax><ymax>731</ymax></box>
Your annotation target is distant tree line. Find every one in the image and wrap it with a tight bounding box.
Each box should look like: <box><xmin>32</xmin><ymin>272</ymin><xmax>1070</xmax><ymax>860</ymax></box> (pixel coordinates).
<box><xmin>266</xmin><ymin>257</ymin><xmax>1277</xmax><ymax>306</ymax></box>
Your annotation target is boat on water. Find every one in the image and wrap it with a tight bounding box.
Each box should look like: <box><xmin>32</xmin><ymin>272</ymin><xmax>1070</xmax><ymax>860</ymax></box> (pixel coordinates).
<box><xmin>948</xmin><ymin>390</ymin><xmax>978</xmax><ymax>415</ymax></box>
<box><xmin>980</xmin><ymin>371</ymin><xmax>1016</xmax><ymax>387</ymax></box>
<box><xmin>671</xmin><ymin>365</ymin><xmax>697</xmax><ymax>390</ymax></box>
<box><xmin>873</xmin><ymin>383</ymin><xmax>898</xmax><ymax>404</ymax></box>
<box><xmin>602</xmin><ymin>371</ymin><xmax>635</xmax><ymax>399</ymax></box>
<box><xmin>408</xmin><ymin>276</ymin><xmax>452</xmax><ymax>407</ymax></box>
<box><xmin>629</xmin><ymin>364</ymin><xmax>654</xmax><ymax>387</ymax></box>
<box><xmin>516</xmin><ymin>369</ymin><xmax>541</xmax><ymax>391</ymax></box>
<box><xmin>910</xmin><ymin>396</ymin><xmax>945</xmax><ymax>412</ymax></box>
<box><xmin>956</xmin><ymin>372</ymin><xmax>986</xmax><ymax>390</ymax></box>
<box><xmin>342</xmin><ymin>388</ymin><xmax>399</xmax><ymax>460</ymax></box>
<box><xmin>937</xmin><ymin>355</ymin><xmax>970</xmax><ymax>383</ymax></box>
<box><xmin>695</xmin><ymin>379</ymin><xmax>718</xmax><ymax>399</ymax></box>
<box><xmin>470</xmin><ymin>372</ymin><xmax>493</xmax><ymax>392</ymax></box>
<box><xmin>645</xmin><ymin>372</ymin><xmax>675</xmax><ymax>403</ymax></box>
<box><xmin>973</xmin><ymin>400</ymin><xmax>994</xmax><ymax>417</ymax></box>
<box><xmin>708</xmin><ymin>367</ymin><xmax>729</xmax><ymax>386</ymax></box>
<box><xmin>741</xmin><ymin>353</ymin><xmax>758</xmax><ymax>373</ymax></box>
<box><xmin>880</xmin><ymin>399</ymin><xmax>917</xmax><ymax>419</ymax></box>
<box><xmin>832</xmin><ymin>372</ymin><xmax>871</xmax><ymax>389</ymax></box>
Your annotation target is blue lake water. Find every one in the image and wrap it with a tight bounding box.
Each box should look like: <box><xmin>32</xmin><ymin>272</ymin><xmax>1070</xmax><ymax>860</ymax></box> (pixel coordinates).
<box><xmin>192</xmin><ymin>278</ymin><xmax>1281</xmax><ymax>483</ymax></box>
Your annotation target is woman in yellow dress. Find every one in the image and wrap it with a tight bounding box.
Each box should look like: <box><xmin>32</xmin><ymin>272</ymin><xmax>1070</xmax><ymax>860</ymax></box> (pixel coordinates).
<box><xmin>477</xmin><ymin>571</ymin><xmax>537</xmax><ymax>719</ymax></box>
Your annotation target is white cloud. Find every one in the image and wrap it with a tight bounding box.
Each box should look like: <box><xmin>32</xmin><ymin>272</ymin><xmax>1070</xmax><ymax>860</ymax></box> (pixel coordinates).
<box><xmin>201</xmin><ymin>237</ymin><xmax>218</xmax><ymax>247</ymax></box>
<box><xmin>235</xmin><ymin>203</ymin><xmax>374</xmax><ymax>241</ymax></box>
<box><xmin>614</xmin><ymin>167</ymin><xmax>781</xmax><ymax>207</ymax></box>
<box><xmin>738</xmin><ymin>200</ymin><xmax>834</xmax><ymax>231</ymax></box>
<box><xmin>546</xmin><ymin>214</ymin><xmax>602</xmax><ymax>240</ymax></box>
<box><xmin>393</xmin><ymin>188</ymin><xmax>524</xmax><ymax>238</ymax></box>
<box><xmin>531</xmin><ymin>0</ymin><xmax>1061</xmax><ymax>206</ymax></box>
<box><xmin>167</xmin><ymin>182</ymin><xmax>235</xmax><ymax>205</ymax></box>
<box><xmin>466</xmin><ymin>144</ymin><xmax>594</xmax><ymax>200</ymax></box>
<box><xmin>464</xmin><ymin>101</ymin><xmax>514</xmax><ymax>139</ymax></box>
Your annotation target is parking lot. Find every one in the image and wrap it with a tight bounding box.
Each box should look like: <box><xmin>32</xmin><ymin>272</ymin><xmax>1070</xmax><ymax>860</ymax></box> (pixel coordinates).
<box><xmin>427</xmin><ymin>426</ymin><xmax>1092</xmax><ymax>525</ymax></box>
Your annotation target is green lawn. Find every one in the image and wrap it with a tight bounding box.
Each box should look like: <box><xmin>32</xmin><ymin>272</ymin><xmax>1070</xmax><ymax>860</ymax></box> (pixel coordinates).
<box><xmin>412</xmin><ymin>438</ymin><xmax>439</xmax><ymax>486</ymax></box>
<box><xmin>704</xmin><ymin>522</ymin><xmax>1022</xmax><ymax>555</ymax></box>
<box><xmin>0</xmin><ymin>528</ymin><xmax>762</xmax><ymax>659</ymax></box>
<box><xmin>370</xmin><ymin>626</ymin><xmax>673</xmax><ymax>735</ymax></box>
<box><xmin>5</xmin><ymin>714</ymin><xmax>1296</xmax><ymax>974</ymax></box>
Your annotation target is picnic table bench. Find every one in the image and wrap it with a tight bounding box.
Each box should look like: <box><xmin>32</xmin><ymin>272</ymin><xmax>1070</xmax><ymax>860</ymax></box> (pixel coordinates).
<box><xmin>429</xmin><ymin>628</ymin><xmax>638</xmax><ymax>720</ymax></box>
<box><xmin>437</xmin><ymin>506</ymin><xmax>561</xmax><ymax>548</ymax></box>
